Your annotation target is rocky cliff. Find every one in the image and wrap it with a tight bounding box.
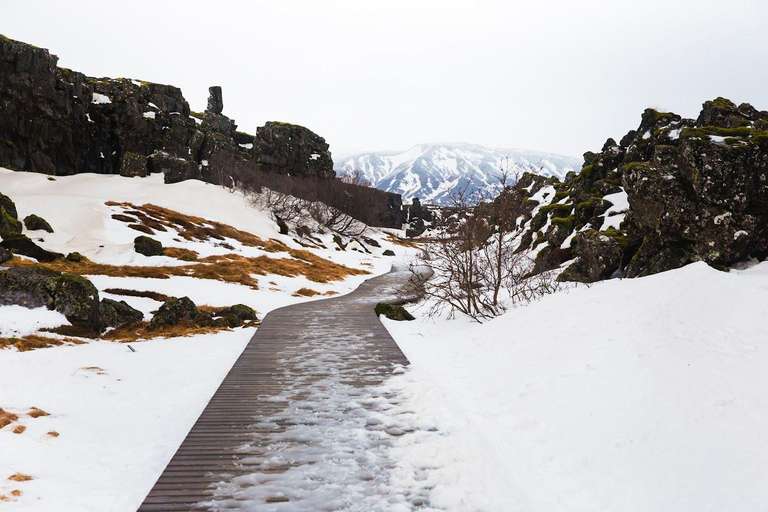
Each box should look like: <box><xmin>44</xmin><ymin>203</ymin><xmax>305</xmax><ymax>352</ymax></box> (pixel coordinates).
<box><xmin>512</xmin><ymin>98</ymin><xmax>768</xmax><ymax>281</ymax></box>
<box><xmin>0</xmin><ymin>35</ymin><xmax>404</xmax><ymax>228</ymax></box>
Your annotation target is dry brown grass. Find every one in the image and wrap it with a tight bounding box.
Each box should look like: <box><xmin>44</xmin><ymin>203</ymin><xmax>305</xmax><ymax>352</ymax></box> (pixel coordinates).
<box><xmin>323</xmin><ymin>291</ymin><xmax>338</xmax><ymax>296</ymax></box>
<box><xmin>7</xmin><ymin>247</ymin><xmax>366</xmax><ymax>291</ymax></box>
<box><xmin>10</xmin><ymin>490</ymin><xmax>21</xmax><ymax>497</ymax></box>
<box><xmin>81</xmin><ymin>366</ymin><xmax>106</xmax><ymax>375</ymax></box>
<box><xmin>102</xmin><ymin>322</ymin><xmax>230</xmax><ymax>343</ymax></box>
<box><xmin>46</xmin><ymin>431</ymin><xmax>59</xmax><ymax>438</ymax></box>
<box><xmin>1</xmin><ymin>334</ymin><xmax>87</xmax><ymax>352</ymax></box>
<box><xmin>28</xmin><ymin>407</ymin><xmax>49</xmax><ymax>419</ymax></box>
<box><xmin>106</xmin><ymin>202</ymin><xmax>287</xmax><ymax>252</ymax></box>
<box><xmin>0</xmin><ymin>408</ymin><xmax>18</xmax><ymax>429</ymax></box>
<box><xmin>8</xmin><ymin>474</ymin><xmax>32</xmax><ymax>482</ymax></box>
<box><xmin>293</xmin><ymin>287</ymin><xmax>320</xmax><ymax>297</ymax></box>
<box><xmin>12</xmin><ymin>425</ymin><xmax>25</xmax><ymax>434</ymax></box>
<box><xmin>103</xmin><ymin>288</ymin><xmax>171</xmax><ymax>302</ymax></box>
<box><xmin>163</xmin><ymin>247</ymin><xmax>199</xmax><ymax>261</ymax></box>
<box><xmin>386</xmin><ymin>234</ymin><xmax>421</xmax><ymax>248</ymax></box>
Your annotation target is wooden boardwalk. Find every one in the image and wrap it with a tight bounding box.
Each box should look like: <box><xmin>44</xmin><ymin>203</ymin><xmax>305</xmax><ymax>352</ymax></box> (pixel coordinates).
<box><xmin>138</xmin><ymin>264</ymin><xmax>422</xmax><ymax>511</ymax></box>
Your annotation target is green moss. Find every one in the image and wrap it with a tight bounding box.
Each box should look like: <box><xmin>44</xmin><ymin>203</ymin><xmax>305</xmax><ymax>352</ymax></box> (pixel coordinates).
<box><xmin>680</xmin><ymin>126</ymin><xmax>767</xmax><ymax>139</ymax></box>
<box><xmin>705</xmin><ymin>97</ymin><xmax>737</xmax><ymax>110</ymax></box>
<box><xmin>603</xmin><ymin>227</ymin><xmax>629</xmax><ymax>248</ymax></box>
<box><xmin>580</xmin><ymin>164</ymin><xmax>593</xmax><ymax>178</ymax></box>
<box><xmin>540</xmin><ymin>203</ymin><xmax>573</xmax><ymax>216</ymax></box>
<box><xmin>753</xmin><ymin>134</ymin><xmax>768</xmax><ymax>145</ymax></box>
<box><xmin>190</xmin><ymin>111</ymin><xmax>205</xmax><ymax>119</ymax></box>
<box><xmin>554</xmin><ymin>189</ymin><xmax>571</xmax><ymax>200</ymax></box>
<box><xmin>4</xmin><ymin>140</ymin><xmax>13</xmax><ymax>147</ymax></box>
<box><xmin>551</xmin><ymin>215</ymin><xmax>575</xmax><ymax>231</ymax></box>
<box><xmin>375</xmin><ymin>303</ymin><xmax>415</xmax><ymax>321</ymax></box>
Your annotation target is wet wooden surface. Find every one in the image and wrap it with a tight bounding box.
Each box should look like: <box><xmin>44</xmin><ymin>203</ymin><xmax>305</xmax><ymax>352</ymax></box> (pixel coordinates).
<box><xmin>138</xmin><ymin>265</ymin><xmax>419</xmax><ymax>511</ymax></box>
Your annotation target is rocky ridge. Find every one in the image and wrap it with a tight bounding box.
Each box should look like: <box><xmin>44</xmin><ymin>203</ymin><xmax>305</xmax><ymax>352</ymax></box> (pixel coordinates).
<box><xmin>0</xmin><ymin>35</ymin><xmax>403</xmax><ymax>228</ymax></box>
<box><xmin>509</xmin><ymin>97</ymin><xmax>768</xmax><ymax>281</ymax></box>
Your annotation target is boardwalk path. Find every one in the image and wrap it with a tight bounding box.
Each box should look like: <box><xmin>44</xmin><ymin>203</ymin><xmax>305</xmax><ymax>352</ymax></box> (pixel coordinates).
<box><xmin>139</xmin><ymin>264</ymin><xmax>429</xmax><ymax>511</ymax></box>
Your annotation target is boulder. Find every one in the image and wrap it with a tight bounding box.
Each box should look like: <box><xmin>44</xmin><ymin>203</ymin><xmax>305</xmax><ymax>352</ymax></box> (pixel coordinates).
<box><xmin>134</xmin><ymin>235</ymin><xmax>163</xmax><ymax>256</ymax></box>
<box><xmin>99</xmin><ymin>298</ymin><xmax>143</xmax><ymax>328</ymax></box>
<box><xmin>0</xmin><ymin>206</ymin><xmax>22</xmax><ymax>237</ymax></box>
<box><xmin>149</xmin><ymin>296</ymin><xmax>211</xmax><ymax>329</ymax></box>
<box><xmin>23</xmin><ymin>214</ymin><xmax>53</xmax><ymax>233</ymax></box>
<box><xmin>383</xmin><ymin>249</ymin><xmax>395</xmax><ymax>256</ymax></box>
<box><xmin>374</xmin><ymin>303</ymin><xmax>415</xmax><ymax>321</ymax></box>
<box><xmin>0</xmin><ymin>246</ymin><xmax>10</xmax><ymax>264</ymax></box>
<box><xmin>0</xmin><ymin>267</ymin><xmax>101</xmax><ymax>332</ymax></box>
<box><xmin>0</xmin><ymin>234</ymin><xmax>63</xmax><ymax>262</ymax></box>
<box><xmin>213</xmin><ymin>304</ymin><xmax>258</xmax><ymax>328</ymax></box>
<box><xmin>0</xmin><ymin>193</ymin><xmax>18</xmax><ymax>219</ymax></box>
<box><xmin>253</xmin><ymin>122</ymin><xmax>335</xmax><ymax>179</ymax></box>
<box><xmin>206</xmin><ymin>86</ymin><xmax>224</xmax><ymax>115</ymax></box>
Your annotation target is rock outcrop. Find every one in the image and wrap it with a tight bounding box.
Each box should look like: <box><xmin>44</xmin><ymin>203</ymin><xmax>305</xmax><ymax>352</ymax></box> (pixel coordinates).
<box><xmin>514</xmin><ymin>97</ymin><xmax>768</xmax><ymax>281</ymax></box>
<box><xmin>0</xmin><ymin>35</ymin><xmax>404</xmax><ymax>228</ymax></box>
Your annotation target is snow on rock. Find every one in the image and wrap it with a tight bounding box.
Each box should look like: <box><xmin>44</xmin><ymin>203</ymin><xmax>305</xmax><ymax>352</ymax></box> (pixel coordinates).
<box><xmin>600</xmin><ymin>188</ymin><xmax>629</xmax><ymax>231</ymax></box>
<box><xmin>91</xmin><ymin>93</ymin><xmax>112</xmax><ymax>105</ymax></box>
<box><xmin>384</xmin><ymin>261</ymin><xmax>768</xmax><ymax>511</ymax></box>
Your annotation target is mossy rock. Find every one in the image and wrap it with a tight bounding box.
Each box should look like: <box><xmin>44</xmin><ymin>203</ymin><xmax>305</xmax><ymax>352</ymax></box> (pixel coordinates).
<box><xmin>100</xmin><ymin>298</ymin><xmax>143</xmax><ymax>329</ymax></box>
<box><xmin>382</xmin><ymin>249</ymin><xmax>395</xmax><ymax>256</ymax></box>
<box><xmin>333</xmin><ymin>234</ymin><xmax>346</xmax><ymax>250</ymax></box>
<box><xmin>375</xmin><ymin>303</ymin><xmax>415</xmax><ymax>321</ymax></box>
<box><xmin>66</xmin><ymin>252</ymin><xmax>84</xmax><ymax>262</ymax></box>
<box><xmin>275</xmin><ymin>216</ymin><xmax>289</xmax><ymax>235</ymax></box>
<box><xmin>23</xmin><ymin>214</ymin><xmax>53</xmax><ymax>233</ymax></box>
<box><xmin>134</xmin><ymin>236</ymin><xmax>163</xmax><ymax>256</ymax></box>
<box><xmin>0</xmin><ymin>206</ymin><xmax>22</xmax><ymax>238</ymax></box>
<box><xmin>0</xmin><ymin>233</ymin><xmax>62</xmax><ymax>262</ymax></box>
<box><xmin>149</xmin><ymin>296</ymin><xmax>210</xmax><ymax>329</ymax></box>
<box><xmin>0</xmin><ymin>193</ymin><xmax>18</xmax><ymax>220</ymax></box>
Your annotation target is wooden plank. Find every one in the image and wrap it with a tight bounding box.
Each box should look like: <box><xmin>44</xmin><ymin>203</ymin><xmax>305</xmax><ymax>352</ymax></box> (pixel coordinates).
<box><xmin>138</xmin><ymin>265</ymin><xmax>419</xmax><ymax>510</ymax></box>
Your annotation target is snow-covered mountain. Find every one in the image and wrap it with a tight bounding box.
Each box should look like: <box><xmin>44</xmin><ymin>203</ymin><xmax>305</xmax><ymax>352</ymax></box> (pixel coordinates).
<box><xmin>335</xmin><ymin>143</ymin><xmax>582</xmax><ymax>205</ymax></box>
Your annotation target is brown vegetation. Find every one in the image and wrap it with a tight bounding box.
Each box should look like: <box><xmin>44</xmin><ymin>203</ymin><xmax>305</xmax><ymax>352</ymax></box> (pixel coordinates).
<box><xmin>0</xmin><ymin>334</ymin><xmax>84</xmax><ymax>352</ymax></box>
<box><xmin>8</xmin><ymin>474</ymin><xmax>32</xmax><ymax>482</ymax></box>
<box><xmin>103</xmin><ymin>288</ymin><xmax>171</xmax><ymax>302</ymax></box>
<box><xmin>28</xmin><ymin>407</ymin><xmax>49</xmax><ymax>418</ymax></box>
<box><xmin>46</xmin><ymin>431</ymin><xmax>59</xmax><ymax>438</ymax></box>
<box><xmin>12</xmin><ymin>425</ymin><xmax>25</xmax><ymax>434</ymax></box>
<box><xmin>293</xmin><ymin>287</ymin><xmax>320</xmax><ymax>297</ymax></box>
<box><xmin>0</xmin><ymin>408</ymin><xmax>18</xmax><ymax>429</ymax></box>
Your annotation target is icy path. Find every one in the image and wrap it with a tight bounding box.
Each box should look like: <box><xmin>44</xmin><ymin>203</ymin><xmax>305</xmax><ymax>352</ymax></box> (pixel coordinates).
<box><xmin>139</xmin><ymin>265</ymin><xmax>437</xmax><ymax>511</ymax></box>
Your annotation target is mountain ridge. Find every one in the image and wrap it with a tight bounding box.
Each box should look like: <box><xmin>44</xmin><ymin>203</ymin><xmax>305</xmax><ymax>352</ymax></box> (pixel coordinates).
<box><xmin>334</xmin><ymin>142</ymin><xmax>582</xmax><ymax>205</ymax></box>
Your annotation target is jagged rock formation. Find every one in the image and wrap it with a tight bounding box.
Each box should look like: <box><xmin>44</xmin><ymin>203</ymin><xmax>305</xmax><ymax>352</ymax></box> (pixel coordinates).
<box><xmin>0</xmin><ymin>35</ymin><xmax>403</xmax><ymax>228</ymax></box>
<box><xmin>513</xmin><ymin>97</ymin><xmax>768</xmax><ymax>281</ymax></box>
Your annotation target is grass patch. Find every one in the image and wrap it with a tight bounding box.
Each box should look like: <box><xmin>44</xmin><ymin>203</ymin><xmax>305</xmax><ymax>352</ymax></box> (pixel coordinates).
<box><xmin>7</xmin><ymin>474</ymin><xmax>31</xmax><ymax>482</ymax></box>
<box><xmin>28</xmin><ymin>407</ymin><xmax>49</xmax><ymax>418</ymax></box>
<box><xmin>293</xmin><ymin>287</ymin><xmax>320</xmax><ymax>297</ymax></box>
<box><xmin>0</xmin><ymin>408</ymin><xmax>18</xmax><ymax>429</ymax></box>
<box><xmin>102</xmin><ymin>322</ymin><xmax>237</xmax><ymax>343</ymax></box>
<box><xmin>386</xmin><ymin>235</ymin><xmax>420</xmax><ymax>248</ymax></box>
<box><xmin>0</xmin><ymin>334</ymin><xmax>83</xmax><ymax>352</ymax></box>
<box><xmin>103</xmin><ymin>288</ymin><xmax>171</xmax><ymax>302</ymax></box>
<box><xmin>46</xmin><ymin>431</ymin><xmax>59</xmax><ymax>438</ymax></box>
<box><xmin>12</xmin><ymin>425</ymin><xmax>25</xmax><ymax>434</ymax></box>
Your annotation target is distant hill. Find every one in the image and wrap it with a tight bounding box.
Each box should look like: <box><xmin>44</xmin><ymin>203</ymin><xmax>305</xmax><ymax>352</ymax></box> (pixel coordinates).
<box><xmin>335</xmin><ymin>142</ymin><xmax>582</xmax><ymax>205</ymax></box>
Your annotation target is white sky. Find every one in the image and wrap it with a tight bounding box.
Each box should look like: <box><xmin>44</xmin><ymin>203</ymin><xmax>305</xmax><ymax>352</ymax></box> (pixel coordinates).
<box><xmin>3</xmin><ymin>0</ymin><xmax>768</xmax><ymax>159</ymax></box>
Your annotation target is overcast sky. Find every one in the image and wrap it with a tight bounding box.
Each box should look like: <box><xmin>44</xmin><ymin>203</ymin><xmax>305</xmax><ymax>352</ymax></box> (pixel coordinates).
<box><xmin>3</xmin><ymin>0</ymin><xmax>768</xmax><ymax>158</ymax></box>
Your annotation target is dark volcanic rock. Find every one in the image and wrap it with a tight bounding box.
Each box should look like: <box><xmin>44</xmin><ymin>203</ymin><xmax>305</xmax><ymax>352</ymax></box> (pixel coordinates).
<box><xmin>23</xmin><ymin>214</ymin><xmax>53</xmax><ymax>233</ymax></box>
<box><xmin>0</xmin><ymin>35</ymin><xmax>406</xmax><ymax>229</ymax></box>
<box><xmin>0</xmin><ymin>266</ymin><xmax>101</xmax><ymax>332</ymax></box>
<box><xmin>149</xmin><ymin>296</ymin><xmax>211</xmax><ymax>329</ymax></box>
<box><xmin>100</xmin><ymin>298</ymin><xmax>143</xmax><ymax>328</ymax></box>
<box><xmin>0</xmin><ymin>233</ymin><xmax>62</xmax><ymax>262</ymax></box>
<box><xmin>134</xmin><ymin>236</ymin><xmax>163</xmax><ymax>256</ymax></box>
<box><xmin>207</xmin><ymin>86</ymin><xmax>224</xmax><ymax>115</ymax></box>
<box><xmin>375</xmin><ymin>302</ymin><xmax>415</xmax><ymax>321</ymax></box>
<box><xmin>514</xmin><ymin>97</ymin><xmax>768</xmax><ymax>282</ymax></box>
<box><xmin>254</xmin><ymin>122</ymin><xmax>335</xmax><ymax>179</ymax></box>
<box><xmin>0</xmin><ymin>246</ymin><xmax>10</xmax><ymax>263</ymax></box>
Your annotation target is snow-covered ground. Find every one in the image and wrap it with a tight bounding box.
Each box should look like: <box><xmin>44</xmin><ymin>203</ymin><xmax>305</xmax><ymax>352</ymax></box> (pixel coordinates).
<box><xmin>0</xmin><ymin>168</ymin><xmax>415</xmax><ymax>508</ymax></box>
<box><xmin>384</xmin><ymin>261</ymin><xmax>768</xmax><ymax>512</ymax></box>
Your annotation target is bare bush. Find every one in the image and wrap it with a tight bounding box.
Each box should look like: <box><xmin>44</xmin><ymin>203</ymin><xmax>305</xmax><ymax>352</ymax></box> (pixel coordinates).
<box><xmin>411</xmin><ymin>160</ymin><xmax>559</xmax><ymax>321</ymax></box>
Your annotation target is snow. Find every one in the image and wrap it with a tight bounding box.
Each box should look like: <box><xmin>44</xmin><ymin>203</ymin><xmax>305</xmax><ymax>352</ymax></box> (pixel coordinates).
<box><xmin>385</xmin><ymin>261</ymin><xmax>768</xmax><ymax>511</ymax></box>
<box><xmin>600</xmin><ymin>188</ymin><xmax>629</xmax><ymax>231</ymax></box>
<box><xmin>0</xmin><ymin>306</ymin><xmax>70</xmax><ymax>337</ymax></box>
<box><xmin>238</xmin><ymin>143</ymin><xmax>253</xmax><ymax>150</ymax></box>
<box><xmin>668</xmin><ymin>128</ymin><xmax>681</xmax><ymax>140</ymax></box>
<box><xmin>142</xmin><ymin>111</ymin><xmax>155</xmax><ymax>119</ymax></box>
<box><xmin>0</xmin><ymin>331</ymin><xmax>250</xmax><ymax>511</ymax></box>
<box><xmin>91</xmin><ymin>93</ymin><xmax>112</xmax><ymax>105</ymax></box>
<box><xmin>642</xmin><ymin>130</ymin><xmax>651</xmax><ymax>139</ymax></box>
